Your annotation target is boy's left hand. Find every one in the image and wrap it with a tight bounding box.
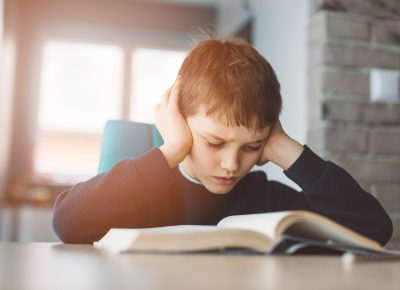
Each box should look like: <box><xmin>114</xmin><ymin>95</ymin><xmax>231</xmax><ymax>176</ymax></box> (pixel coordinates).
<box><xmin>257</xmin><ymin>120</ymin><xmax>304</xmax><ymax>170</ymax></box>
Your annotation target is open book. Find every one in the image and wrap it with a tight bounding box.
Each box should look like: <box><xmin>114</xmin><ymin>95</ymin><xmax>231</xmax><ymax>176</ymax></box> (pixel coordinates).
<box><xmin>93</xmin><ymin>210</ymin><xmax>393</xmax><ymax>255</ymax></box>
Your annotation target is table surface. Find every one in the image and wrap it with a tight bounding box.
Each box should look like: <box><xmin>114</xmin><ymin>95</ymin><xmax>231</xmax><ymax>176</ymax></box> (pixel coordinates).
<box><xmin>1</xmin><ymin>242</ymin><xmax>399</xmax><ymax>290</ymax></box>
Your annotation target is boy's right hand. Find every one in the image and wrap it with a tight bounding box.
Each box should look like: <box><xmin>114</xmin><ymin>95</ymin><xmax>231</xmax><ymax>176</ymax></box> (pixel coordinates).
<box><xmin>155</xmin><ymin>79</ymin><xmax>193</xmax><ymax>168</ymax></box>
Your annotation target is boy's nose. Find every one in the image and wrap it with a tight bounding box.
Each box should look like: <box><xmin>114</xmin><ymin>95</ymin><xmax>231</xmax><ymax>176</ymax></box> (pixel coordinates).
<box><xmin>220</xmin><ymin>152</ymin><xmax>239</xmax><ymax>173</ymax></box>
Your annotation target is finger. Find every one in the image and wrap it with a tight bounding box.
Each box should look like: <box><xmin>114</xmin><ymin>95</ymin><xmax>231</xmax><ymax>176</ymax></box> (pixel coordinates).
<box><xmin>154</xmin><ymin>103</ymin><xmax>160</xmax><ymax>116</ymax></box>
<box><xmin>275</xmin><ymin>120</ymin><xmax>283</xmax><ymax>129</ymax></box>
<box><xmin>161</xmin><ymin>84</ymin><xmax>173</xmax><ymax>107</ymax></box>
<box><xmin>272</xmin><ymin>120</ymin><xmax>285</xmax><ymax>135</ymax></box>
<box><xmin>256</xmin><ymin>160</ymin><xmax>269</xmax><ymax>166</ymax></box>
<box><xmin>168</xmin><ymin>79</ymin><xmax>182</xmax><ymax>108</ymax></box>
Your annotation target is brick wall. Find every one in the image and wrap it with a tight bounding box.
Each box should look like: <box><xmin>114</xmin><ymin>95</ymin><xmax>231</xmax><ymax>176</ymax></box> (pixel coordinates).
<box><xmin>308</xmin><ymin>0</ymin><xmax>400</xmax><ymax>249</ymax></box>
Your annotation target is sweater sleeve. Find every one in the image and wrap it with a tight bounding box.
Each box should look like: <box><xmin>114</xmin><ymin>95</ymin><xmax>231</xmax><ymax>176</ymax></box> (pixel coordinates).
<box><xmin>52</xmin><ymin>148</ymin><xmax>175</xmax><ymax>244</ymax></box>
<box><xmin>276</xmin><ymin>146</ymin><xmax>393</xmax><ymax>246</ymax></box>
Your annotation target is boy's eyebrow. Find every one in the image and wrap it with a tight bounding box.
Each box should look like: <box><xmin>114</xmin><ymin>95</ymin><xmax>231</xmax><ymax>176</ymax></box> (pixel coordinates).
<box><xmin>202</xmin><ymin>132</ymin><xmax>265</xmax><ymax>144</ymax></box>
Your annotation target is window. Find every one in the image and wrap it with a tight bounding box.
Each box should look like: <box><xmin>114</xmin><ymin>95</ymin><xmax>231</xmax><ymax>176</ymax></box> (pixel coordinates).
<box><xmin>34</xmin><ymin>41</ymin><xmax>124</xmax><ymax>183</ymax></box>
<box><xmin>34</xmin><ymin>41</ymin><xmax>186</xmax><ymax>184</ymax></box>
<box><xmin>130</xmin><ymin>48</ymin><xmax>187</xmax><ymax>123</ymax></box>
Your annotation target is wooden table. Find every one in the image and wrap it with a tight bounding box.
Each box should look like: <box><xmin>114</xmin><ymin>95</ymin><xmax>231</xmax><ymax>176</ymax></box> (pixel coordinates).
<box><xmin>0</xmin><ymin>242</ymin><xmax>399</xmax><ymax>290</ymax></box>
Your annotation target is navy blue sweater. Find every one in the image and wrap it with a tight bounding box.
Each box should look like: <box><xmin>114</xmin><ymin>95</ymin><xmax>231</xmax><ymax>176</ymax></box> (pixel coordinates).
<box><xmin>52</xmin><ymin>146</ymin><xmax>393</xmax><ymax>245</ymax></box>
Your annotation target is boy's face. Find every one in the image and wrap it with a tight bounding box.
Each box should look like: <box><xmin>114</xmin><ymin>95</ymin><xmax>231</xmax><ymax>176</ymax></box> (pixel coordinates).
<box><xmin>181</xmin><ymin>109</ymin><xmax>270</xmax><ymax>194</ymax></box>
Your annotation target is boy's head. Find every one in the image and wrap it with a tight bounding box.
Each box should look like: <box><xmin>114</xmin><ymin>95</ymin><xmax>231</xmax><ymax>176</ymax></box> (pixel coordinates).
<box><xmin>178</xmin><ymin>38</ymin><xmax>283</xmax><ymax>194</ymax></box>
<box><xmin>178</xmin><ymin>38</ymin><xmax>282</xmax><ymax>131</ymax></box>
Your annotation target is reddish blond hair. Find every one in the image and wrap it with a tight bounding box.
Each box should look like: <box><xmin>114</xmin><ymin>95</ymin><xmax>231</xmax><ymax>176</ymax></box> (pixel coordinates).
<box><xmin>178</xmin><ymin>38</ymin><xmax>282</xmax><ymax>131</ymax></box>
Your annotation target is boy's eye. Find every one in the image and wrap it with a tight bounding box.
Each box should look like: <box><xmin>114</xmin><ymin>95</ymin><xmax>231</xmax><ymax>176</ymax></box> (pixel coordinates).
<box><xmin>243</xmin><ymin>145</ymin><xmax>262</xmax><ymax>152</ymax></box>
<box><xmin>207</xmin><ymin>142</ymin><xmax>224</xmax><ymax>149</ymax></box>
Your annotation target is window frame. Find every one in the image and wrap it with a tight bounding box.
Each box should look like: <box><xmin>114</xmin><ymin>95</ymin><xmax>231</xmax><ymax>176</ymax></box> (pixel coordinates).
<box><xmin>6</xmin><ymin>23</ymin><xmax>189</xmax><ymax>203</ymax></box>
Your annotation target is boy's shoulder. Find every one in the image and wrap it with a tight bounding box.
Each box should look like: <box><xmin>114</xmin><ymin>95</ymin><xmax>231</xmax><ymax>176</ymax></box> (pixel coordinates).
<box><xmin>241</xmin><ymin>169</ymin><xmax>269</xmax><ymax>185</ymax></box>
<box><xmin>233</xmin><ymin>170</ymin><xmax>290</xmax><ymax>197</ymax></box>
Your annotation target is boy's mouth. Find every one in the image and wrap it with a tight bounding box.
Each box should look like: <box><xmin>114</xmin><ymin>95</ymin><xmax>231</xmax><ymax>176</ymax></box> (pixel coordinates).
<box><xmin>213</xmin><ymin>176</ymin><xmax>238</xmax><ymax>185</ymax></box>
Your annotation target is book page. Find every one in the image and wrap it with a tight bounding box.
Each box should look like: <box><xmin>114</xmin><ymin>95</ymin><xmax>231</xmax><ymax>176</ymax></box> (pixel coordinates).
<box><xmin>94</xmin><ymin>229</ymin><xmax>141</xmax><ymax>253</ymax></box>
<box><xmin>94</xmin><ymin>226</ymin><xmax>221</xmax><ymax>253</ymax></box>
<box><xmin>94</xmin><ymin>225</ymin><xmax>271</xmax><ymax>253</ymax></box>
<box><xmin>138</xmin><ymin>225</ymin><xmax>219</xmax><ymax>233</ymax></box>
<box><xmin>281</xmin><ymin>214</ymin><xmax>381</xmax><ymax>250</ymax></box>
<box><xmin>217</xmin><ymin>211</ymin><xmax>294</xmax><ymax>239</ymax></box>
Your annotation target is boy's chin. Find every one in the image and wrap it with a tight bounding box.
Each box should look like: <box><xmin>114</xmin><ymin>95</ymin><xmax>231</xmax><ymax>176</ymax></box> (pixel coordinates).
<box><xmin>203</xmin><ymin>181</ymin><xmax>236</xmax><ymax>195</ymax></box>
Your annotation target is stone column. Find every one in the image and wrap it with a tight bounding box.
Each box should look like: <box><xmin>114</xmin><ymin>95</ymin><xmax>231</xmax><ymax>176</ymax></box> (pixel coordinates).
<box><xmin>308</xmin><ymin>0</ymin><xmax>400</xmax><ymax>249</ymax></box>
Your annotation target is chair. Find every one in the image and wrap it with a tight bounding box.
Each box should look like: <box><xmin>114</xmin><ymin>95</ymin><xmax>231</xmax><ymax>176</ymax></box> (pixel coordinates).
<box><xmin>98</xmin><ymin>120</ymin><xmax>163</xmax><ymax>173</ymax></box>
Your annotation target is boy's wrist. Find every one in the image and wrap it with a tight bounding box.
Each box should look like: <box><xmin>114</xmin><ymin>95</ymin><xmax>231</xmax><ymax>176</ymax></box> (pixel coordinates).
<box><xmin>267</xmin><ymin>137</ymin><xmax>304</xmax><ymax>170</ymax></box>
<box><xmin>159</xmin><ymin>144</ymin><xmax>190</xmax><ymax>169</ymax></box>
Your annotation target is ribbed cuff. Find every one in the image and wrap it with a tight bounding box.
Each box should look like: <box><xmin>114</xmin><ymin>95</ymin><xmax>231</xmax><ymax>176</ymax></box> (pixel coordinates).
<box><xmin>283</xmin><ymin>145</ymin><xmax>326</xmax><ymax>192</ymax></box>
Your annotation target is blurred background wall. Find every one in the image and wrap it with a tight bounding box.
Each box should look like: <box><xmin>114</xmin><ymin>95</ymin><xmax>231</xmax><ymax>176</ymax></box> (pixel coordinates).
<box><xmin>308</xmin><ymin>0</ymin><xmax>400</xmax><ymax>249</ymax></box>
<box><xmin>0</xmin><ymin>0</ymin><xmax>399</xmax><ymax>248</ymax></box>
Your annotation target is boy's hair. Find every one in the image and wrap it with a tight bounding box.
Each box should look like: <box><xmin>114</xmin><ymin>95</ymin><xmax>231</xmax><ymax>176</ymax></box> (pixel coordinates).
<box><xmin>178</xmin><ymin>37</ymin><xmax>282</xmax><ymax>131</ymax></box>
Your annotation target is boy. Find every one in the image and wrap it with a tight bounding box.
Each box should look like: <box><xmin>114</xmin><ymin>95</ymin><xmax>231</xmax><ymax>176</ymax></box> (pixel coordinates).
<box><xmin>52</xmin><ymin>38</ymin><xmax>392</xmax><ymax>245</ymax></box>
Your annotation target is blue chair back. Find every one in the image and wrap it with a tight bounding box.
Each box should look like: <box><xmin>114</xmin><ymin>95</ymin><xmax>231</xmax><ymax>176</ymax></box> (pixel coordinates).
<box><xmin>98</xmin><ymin>120</ymin><xmax>163</xmax><ymax>173</ymax></box>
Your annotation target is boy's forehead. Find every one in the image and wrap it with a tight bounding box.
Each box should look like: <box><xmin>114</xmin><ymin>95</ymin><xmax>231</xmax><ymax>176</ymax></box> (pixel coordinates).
<box><xmin>187</xmin><ymin>110</ymin><xmax>270</xmax><ymax>141</ymax></box>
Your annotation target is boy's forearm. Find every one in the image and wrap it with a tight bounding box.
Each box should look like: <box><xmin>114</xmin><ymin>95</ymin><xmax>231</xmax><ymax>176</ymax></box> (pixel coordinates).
<box><xmin>159</xmin><ymin>144</ymin><xmax>189</xmax><ymax>169</ymax></box>
<box><xmin>268</xmin><ymin>137</ymin><xmax>304</xmax><ymax>170</ymax></box>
